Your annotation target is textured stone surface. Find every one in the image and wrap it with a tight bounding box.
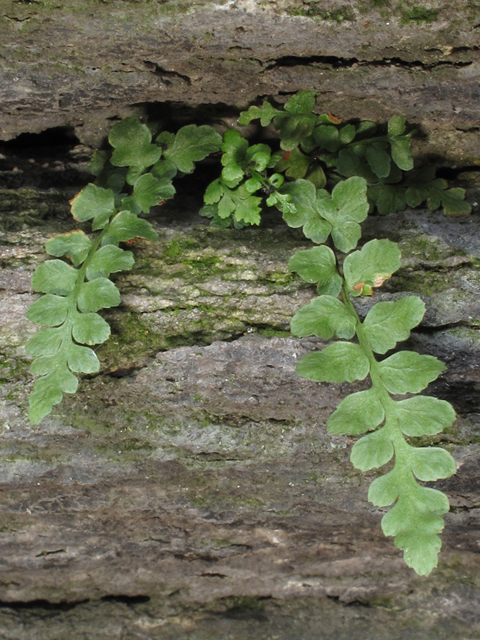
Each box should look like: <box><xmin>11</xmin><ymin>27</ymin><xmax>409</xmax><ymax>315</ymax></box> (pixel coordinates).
<box><xmin>1</xmin><ymin>0</ymin><xmax>480</xmax><ymax>166</ymax></box>
<box><xmin>0</xmin><ymin>156</ymin><xmax>479</xmax><ymax>637</ymax></box>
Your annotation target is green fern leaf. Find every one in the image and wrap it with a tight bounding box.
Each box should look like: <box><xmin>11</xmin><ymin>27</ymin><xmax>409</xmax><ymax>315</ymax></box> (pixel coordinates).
<box><xmin>164</xmin><ymin>125</ymin><xmax>222</xmax><ymax>174</ymax></box>
<box><xmin>25</xmin><ymin>327</ymin><xmax>63</xmax><ymax>356</ymax></box>
<box><xmin>204</xmin><ymin>179</ymin><xmax>224</xmax><ymax>204</ymax></box>
<box><xmin>45</xmin><ymin>231</ymin><xmax>93</xmax><ymax>267</ymax></box>
<box><xmin>65</xmin><ymin>342</ymin><xmax>100</xmax><ymax>374</ymax></box>
<box><xmin>88</xmin><ymin>149</ymin><xmax>109</xmax><ymax>176</ymax></box>
<box><xmin>296</xmin><ymin>342</ymin><xmax>370</xmax><ymax>383</ymax></box>
<box><xmin>407</xmin><ymin>446</ymin><xmax>457</xmax><ymax>482</ymax></box>
<box><xmin>395</xmin><ymin>396</ymin><xmax>456</xmax><ymax>436</ymax></box>
<box><xmin>327</xmin><ymin>389</ymin><xmax>385</xmax><ymax>435</ymax></box>
<box><xmin>26</xmin><ymin>294</ymin><xmax>69</xmax><ymax>326</ymax></box>
<box><xmin>363</xmin><ymin>296</ymin><xmax>425</xmax><ymax>354</ymax></box>
<box><xmin>284</xmin><ymin>91</ymin><xmax>317</xmax><ymax>115</ymax></box>
<box><xmin>275</xmin><ymin>147</ymin><xmax>311</xmax><ymax>180</ymax></box>
<box><xmin>344</xmin><ymin>239</ymin><xmax>401</xmax><ymax>295</ymax></box>
<box><xmin>380</xmin><ymin>481</ymin><xmax>449</xmax><ymax>576</ymax></box>
<box><xmin>31</xmin><ymin>260</ymin><xmax>78</xmax><ymax>296</ymax></box>
<box><xmin>77</xmin><ymin>278</ymin><xmax>121</xmax><ymax>313</ymax></box>
<box><xmin>287</xmin><ymin>246</ymin><xmax>342</xmax><ymax>296</ymax></box>
<box><xmin>71</xmin><ymin>313</ymin><xmax>111</xmax><ymax>346</ymax></box>
<box><xmin>313</xmin><ymin>125</ymin><xmax>341</xmax><ymax>153</ymax></box>
<box><xmin>390</xmin><ymin>138</ymin><xmax>414</xmax><ymax>171</ymax></box>
<box><xmin>388</xmin><ymin>116</ymin><xmax>406</xmax><ymax>137</ymax></box>
<box><xmin>377</xmin><ymin>351</ymin><xmax>446</xmax><ymax>394</ymax></box>
<box><xmin>29</xmin><ymin>368</ymin><xmax>78</xmax><ymax>425</ymax></box>
<box><xmin>316</xmin><ymin>176</ymin><xmax>369</xmax><ymax>252</ymax></box>
<box><xmin>291</xmin><ymin>296</ymin><xmax>356</xmax><ymax>340</ymax></box>
<box><xmin>109</xmin><ymin>117</ymin><xmax>162</xmax><ymax>168</ymax></box>
<box><xmin>101</xmin><ymin>211</ymin><xmax>158</xmax><ymax>246</ymax></box>
<box><xmin>132</xmin><ymin>174</ymin><xmax>176</xmax><ymax>213</ymax></box>
<box><xmin>350</xmin><ymin>427</ymin><xmax>394</xmax><ymax>471</ymax></box>
<box><xmin>280</xmin><ymin>179</ymin><xmax>332</xmax><ymax>243</ymax></box>
<box><xmin>238</xmin><ymin>102</ymin><xmax>282</xmax><ymax>127</ymax></box>
<box><xmin>86</xmin><ymin>246</ymin><xmax>134</xmax><ymax>280</ymax></box>
<box><xmin>70</xmin><ymin>184</ymin><xmax>116</xmax><ymax>230</ymax></box>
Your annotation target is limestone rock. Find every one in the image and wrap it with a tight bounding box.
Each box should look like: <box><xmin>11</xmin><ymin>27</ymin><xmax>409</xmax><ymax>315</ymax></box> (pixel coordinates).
<box><xmin>0</xmin><ymin>171</ymin><xmax>479</xmax><ymax>636</ymax></box>
<box><xmin>1</xmin><ymin>0</ymin><xmax>480</xmax><ymax>166</ymax></box>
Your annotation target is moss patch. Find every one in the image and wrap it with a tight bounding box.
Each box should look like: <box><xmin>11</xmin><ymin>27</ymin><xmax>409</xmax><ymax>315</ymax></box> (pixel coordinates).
<box><xmin>0</xmin><ymin>189</ymin><xmax>70</xmax><ymax>232</ymax></box>
<box><xmin>0</xmin><ymin>355</ymin><xmax>30</xmax><ymax>383</ymax></box>
<box><xmin>385</xmin><ymin>269</ymin><xmax>455</xmax><ymax>296</ymax></box>
<box><xmin>397</xmin><ymin>233</ymin><xmax>456</xmax><ymax>262</ymax></box>
<box><xmin>401</xmin><ymin>7</ymin><xmax>439</xmax><ymax>23</ymax></box>
<box><xmin>287</xmin><ymin>4</ymin><xmax>356</xmax><ymax>21</ymax></box>
<box><xmin>88</xmin><ymin>225</ymin><xmax>310</xmax><ymax>370</ymax></box>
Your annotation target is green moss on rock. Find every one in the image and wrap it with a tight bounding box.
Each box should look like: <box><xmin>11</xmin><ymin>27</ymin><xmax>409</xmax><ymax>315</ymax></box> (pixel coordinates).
<box><xmin>287</xmin><ymin>3</ymin><xmax>356</xmax><ymax>21</ymax></box>
<box><xmin>401</xmin><ymin>7</ymin><xmax>439</xmax><ymax>23</ymax></box>
<box><xmin>0</xmin><ymin>189</ymin><xmax>70</xmax><ymax>232</ymax></box>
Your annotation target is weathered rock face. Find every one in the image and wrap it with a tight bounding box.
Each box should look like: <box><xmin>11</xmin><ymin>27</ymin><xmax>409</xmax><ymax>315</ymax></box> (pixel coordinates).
<box><xmin>1</xmin><ymin>1</ymin><xmax>480</xmax><ymax>634</ymax></box>
<box><xmin>1</xmin><ymin>0</ymin><xmax>480</xmax><ymax>165</ymax></box>
<box><xmin>0</xmin><ymin>149</ymin><xmax>479</xmax><ymax>637</ymax></box>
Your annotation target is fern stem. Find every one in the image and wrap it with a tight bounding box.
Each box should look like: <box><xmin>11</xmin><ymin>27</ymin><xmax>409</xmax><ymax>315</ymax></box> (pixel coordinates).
<box><xmin>62</xmin><ymin>224</ymin><xmax>112</xmax><ymax>340</ymax></box>
<box><xmin>341</xmin><ymin>284</ymin><xmax>410</xmax><ymax>463</ymax></box>
<box><xmin>71</xmin><ymin>226</ymin><xmax>110</xmax><ymax>300</ymax></box>
<box><xmin>46</xmin><ymin>220</ymin><xmax>115</xmax><ymax>382</ymax></box>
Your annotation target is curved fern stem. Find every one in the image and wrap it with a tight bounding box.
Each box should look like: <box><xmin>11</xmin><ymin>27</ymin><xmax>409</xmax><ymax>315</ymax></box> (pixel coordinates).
<box><xmin>340</xmin><ymin>283</ymin><xmax>454</xmax><ymax>575</ymax></box>
<box><xmin>290</xmin><ymin>235</ymin><xmax>456</xmax><ymax>575</ymax></box>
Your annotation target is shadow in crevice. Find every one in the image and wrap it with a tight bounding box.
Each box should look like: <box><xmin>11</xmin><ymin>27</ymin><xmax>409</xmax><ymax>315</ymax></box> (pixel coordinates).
<box><xmin>0</xmin><ymin>598</ymin><xmax>89</xmax><ymax>612</ymax></box>
<box><xmin>101</xmin><ymin>595</ymin><xmax>151</xmax><ymax>604</ymax></box>
<box><xmin>0</xmin><ymin>126</ymin><xmax>88</xmax><ymax>191</ymax></box>
<box><xmin>1</xmin><ymin>126</ymin><xmax>80</xmax><ymax>152</ymax></box>
<box><xmin>213</xmin><ymin>595</ymin><xmax>272</xmax><ymax>622</ymax></box>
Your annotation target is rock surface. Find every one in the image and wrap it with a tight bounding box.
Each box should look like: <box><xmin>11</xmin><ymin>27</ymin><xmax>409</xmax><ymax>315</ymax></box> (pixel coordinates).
<box><xmin>0</xmin><ymin>155</ymin><xmax>479</xmax><ymax>637</ymax></box>
<box><xmin>1</xmin><ymin>0</ymin><xmax>480</xmax><ymax>166</ymax></box>
<box><xmin>1</xmin><ymin>1</ymin><xmax>480</xmax><ymax>633</ymax></box>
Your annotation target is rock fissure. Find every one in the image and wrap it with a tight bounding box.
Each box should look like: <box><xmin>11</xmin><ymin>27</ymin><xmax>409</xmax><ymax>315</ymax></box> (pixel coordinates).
<box><xmin>0</xmin><ymin>598</ymin><xmax>90</xmax><ymax>611</ymax></box>
<box><xmin>414</xmin><ymin>321</ymin><xmax>480</xmax><ymax>333</ymax></box>
<box><xmin>142</xmin><ymin>61</ymin><xmax>192</xmax><ymax>85</ymax></box>
<box><xmin>266</xmin><ymin>54</ymin><xmax>475</xmax><ymax>72</ymax></box>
